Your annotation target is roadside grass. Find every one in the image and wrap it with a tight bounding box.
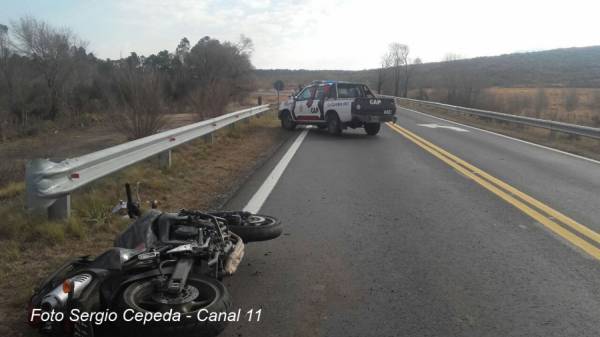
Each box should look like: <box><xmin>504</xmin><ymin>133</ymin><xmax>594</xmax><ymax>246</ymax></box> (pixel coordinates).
<box><xmin>399</xmin><ymin>100</ymin><xmax>600</xmax><ymax>161</ymax></box>
<box><xmin>0</xmin><ymin>182</ymin><xmax>25</xmax><ymax>200</ymax></box>
<box><xmin>0</xmin><ymin>112</ymin><xmax>285</xmax><ymax>337</ymax></box>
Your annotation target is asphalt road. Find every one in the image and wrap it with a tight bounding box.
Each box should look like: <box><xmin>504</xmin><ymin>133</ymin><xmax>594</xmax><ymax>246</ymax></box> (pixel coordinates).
<box><xmin>221</xmin><ymin>107</ymin><xmax>600</xmax><ymax>337</ymax></box>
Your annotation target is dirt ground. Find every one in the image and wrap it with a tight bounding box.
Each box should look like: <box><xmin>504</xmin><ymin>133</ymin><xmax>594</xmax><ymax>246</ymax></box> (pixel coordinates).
<box><xmin>0</xmin><ymin>110</ymin><xmax>289</xmax><ymax>337</ymax></box>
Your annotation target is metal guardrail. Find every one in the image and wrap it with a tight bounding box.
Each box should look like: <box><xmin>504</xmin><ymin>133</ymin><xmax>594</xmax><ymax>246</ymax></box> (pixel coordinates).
<box><xmin>381</xmin><ymin>96</ymin><xmax>600</xmax><ymax>140</ymax></box>
<box><xmin>26</xmin><ymin>104</ymin><xmax>271</xmax><ymax>219</ymax></box>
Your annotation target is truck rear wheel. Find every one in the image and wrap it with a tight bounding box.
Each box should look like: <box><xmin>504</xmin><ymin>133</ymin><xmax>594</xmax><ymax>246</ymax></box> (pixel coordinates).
<box><xmin>327</xmin><ymin>113</ymin><xmax>342</xmax><ymax>135</ymax></box>
<box><xmin>364</xmin><ymin>123</ymin><xmax>381</xmax><ymax>136</ymax></box>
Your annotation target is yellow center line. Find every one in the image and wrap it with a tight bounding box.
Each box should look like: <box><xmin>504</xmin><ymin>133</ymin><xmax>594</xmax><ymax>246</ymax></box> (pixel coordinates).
<box><xmin>386</xmin><ymin>122</ymin><xmax>600</xmax><ymax>260</ymax></box>
<box><xmin>389</xmin><ymin>122</ymin><xmax>600</xmax><ymax>245</ymax></box>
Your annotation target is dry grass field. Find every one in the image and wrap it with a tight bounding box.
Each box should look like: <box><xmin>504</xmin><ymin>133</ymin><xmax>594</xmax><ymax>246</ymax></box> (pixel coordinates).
<box><xmin>412</xmin><ymin>87</ymin><xmax>600</xmax><ymax>127</ymax></box>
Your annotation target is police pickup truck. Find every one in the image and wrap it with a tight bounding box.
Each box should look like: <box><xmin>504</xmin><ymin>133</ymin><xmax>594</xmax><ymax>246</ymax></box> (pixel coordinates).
<box><xmin>278</xmin><ymin>81</ymin><xmax>396</xmax><ymax>135</ymax></box>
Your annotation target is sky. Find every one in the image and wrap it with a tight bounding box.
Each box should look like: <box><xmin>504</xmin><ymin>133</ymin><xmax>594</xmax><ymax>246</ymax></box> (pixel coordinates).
<box><xmin>1</xmin><ymin>0</ymin><xmax>599</xmax><ymax>70</ymax></box>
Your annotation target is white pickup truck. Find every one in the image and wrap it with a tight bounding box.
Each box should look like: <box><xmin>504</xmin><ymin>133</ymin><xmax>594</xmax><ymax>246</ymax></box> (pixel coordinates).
<box><xmin>278</xmin><ymin>81</ymin><xmax>396</xmax><ymax>135</ymax></box>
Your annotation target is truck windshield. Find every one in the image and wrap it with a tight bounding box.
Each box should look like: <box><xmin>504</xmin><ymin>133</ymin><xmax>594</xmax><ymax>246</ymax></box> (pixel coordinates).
<box><xmin>337</xmin><ymin>84</ymin><xmax>376</xmax><ymax>98</ymax></box>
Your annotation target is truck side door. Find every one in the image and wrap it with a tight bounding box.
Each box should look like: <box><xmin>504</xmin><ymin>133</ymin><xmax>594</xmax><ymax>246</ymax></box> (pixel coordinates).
<box><xmin>293</xmin><ymin>85</ymin><xmax>320</xmax><ymax>121</ymax></box>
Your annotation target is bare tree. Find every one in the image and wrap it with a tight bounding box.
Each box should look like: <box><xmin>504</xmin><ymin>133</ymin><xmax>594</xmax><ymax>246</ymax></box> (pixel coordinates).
<box><xmin>388</xmin><ymin>43</ymin><xmax>409</xmax><ymax>97</ymax></box>
<box><xmin>403</xmin><ymin>57</ymin><xmax>421</xmax><ymax>98</ymax></box>
<box><xmin>0</xmin><ymin>16</ymin><xmax>259</xmax><ymax>140</ymax></box>
<box><xmin>0</xmin><ymin>24</ymin><xmax>9</xmax><ymax>140</ymax></box>
<box><xmin>440</xmin><ymin>53</ymin><xmax>483</xmax><ymax>107</ymax></box>
<box><xmin>441</xmin><ymin>53</ymin><xmax>461</xmax><ymax>103</ymax></box>
<box><xmin>376</xmin><ymin>51</ymin><xmax>393</xmax><ymax>94</ymax></box>
<box><xmin>0</xmin><ymin>24</ymin><xmax>32</xmax><ymax>128</ymax></box>
<box><xmin>237</xmin><ymin>34</ymin><xmax>254</xmax><ymax>56</ymax></box>
<box><xmin>11</xmin><ymin>16</ymin><xmax>85</xmax><ymax>120</ymax></box>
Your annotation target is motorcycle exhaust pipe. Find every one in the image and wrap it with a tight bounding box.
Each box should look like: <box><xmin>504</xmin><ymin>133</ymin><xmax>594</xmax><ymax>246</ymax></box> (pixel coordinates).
<box><xmin>40</xmin><ymin>273</ymin><xmax>93</xmax><ymax>311</ymax></box>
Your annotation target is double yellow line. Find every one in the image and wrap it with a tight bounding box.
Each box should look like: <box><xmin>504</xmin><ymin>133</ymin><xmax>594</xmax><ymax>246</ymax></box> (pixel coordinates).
<box><xmin>386</xmin><ymin>122</ymin><xmax>600</xmax><ymax>260</ymax></box>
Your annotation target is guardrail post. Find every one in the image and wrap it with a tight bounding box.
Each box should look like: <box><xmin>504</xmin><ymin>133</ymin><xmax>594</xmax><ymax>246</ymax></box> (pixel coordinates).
<box><xmin>159</xmin><ymin>150</ymin><xmax>171</xmax><ymax>169</ymax></box>
<box><xmin>257</xmin><ymin>96</ymin><xmax>262</xmax><ymax>105</ymax></box>
<box><xmin>48</xmin><ymin>195</ymin><xmax>71</xmax><ymax>220</ymax></box>
<box><xmin>203</xmin><ymin>133</ymin><xmax>214</xmax><ymax>144</ymax></box>
<box><xmin>26</xmin><ymin>159</ymin><xmax>72</xmax><ymax>220</ymax></box>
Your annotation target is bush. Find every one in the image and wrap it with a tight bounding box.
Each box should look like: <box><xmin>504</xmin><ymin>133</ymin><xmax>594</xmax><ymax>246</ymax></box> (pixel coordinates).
<box><xmin>188</xmin><ymin>81</ymin><xmax>231</xmax><ymax>119</ymax></box>
<box><xmin>111</xmin><ymin>67</ymin><xmax>166</xmax><ymax>139</ymax></box>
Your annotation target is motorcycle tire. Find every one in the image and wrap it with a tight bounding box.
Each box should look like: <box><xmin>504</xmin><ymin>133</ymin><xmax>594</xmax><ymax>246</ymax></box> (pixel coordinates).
<box><xmin>116</xmin><ymin>275</ymin><xmax>231</xmax><ymax>337</ymax></box>
<box><xmin>227</xmin><ymin>214</ymin><xmax>282</xmax><ymax>242</ymax></box>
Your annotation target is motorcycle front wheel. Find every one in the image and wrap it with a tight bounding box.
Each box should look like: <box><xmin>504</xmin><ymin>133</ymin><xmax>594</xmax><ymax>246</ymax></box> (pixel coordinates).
<box><xmin>227</xmin><ymin>214</ymin><xmax>282</xmax><ymax>242</ymax></box>
<box><xmin>116</xmin><ymin>275</ymin><xmax>231</xmax><ymax>337</ymax></box>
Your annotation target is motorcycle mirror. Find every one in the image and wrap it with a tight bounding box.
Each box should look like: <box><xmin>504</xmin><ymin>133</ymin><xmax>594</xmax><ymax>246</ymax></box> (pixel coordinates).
<box><xmin>125</xmin><ymin>183</ymin><xmax>141</xmax><ymax>219</ymax></box>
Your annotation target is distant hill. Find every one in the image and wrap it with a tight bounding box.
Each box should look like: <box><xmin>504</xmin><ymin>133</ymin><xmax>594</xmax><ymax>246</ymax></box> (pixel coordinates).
<box><xmin>255</xmin><ymin>46</ymin><xmax>600</xmax><ymax>90</ymax></box>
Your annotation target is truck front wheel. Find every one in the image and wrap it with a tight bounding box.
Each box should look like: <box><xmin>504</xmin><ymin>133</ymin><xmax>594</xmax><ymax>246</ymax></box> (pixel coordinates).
<box><xmin>364</xmin><ymin>123</ymin><xmax>381</xmax><ymax>136</ymax></box>
<box><xmin>280</xmin><ymin>111</ymin><xmax>296</xmax><ymax>130</ymax></box>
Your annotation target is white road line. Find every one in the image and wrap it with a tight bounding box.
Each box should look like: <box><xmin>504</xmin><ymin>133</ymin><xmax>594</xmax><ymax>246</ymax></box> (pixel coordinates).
<box><xmin>399</xmin><ymin>106</ymin><xmax>600</xmax><ymax>166</ymax></box>
<box><xmin>243</xmin><ymin>129</ymin><xmax>309</xmax><ymax>213</ymax></box>
<box><xmin>418</xmin><ymin>123</ymin><xmax>469</xmax><ymax>132</ymax></box>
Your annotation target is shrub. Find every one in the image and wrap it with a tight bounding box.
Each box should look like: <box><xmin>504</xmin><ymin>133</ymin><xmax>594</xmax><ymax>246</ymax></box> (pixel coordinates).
<box><xmin>111</xmin><ymin>67</ymin><xmax>166</xmax><ymax>139</ymax></box>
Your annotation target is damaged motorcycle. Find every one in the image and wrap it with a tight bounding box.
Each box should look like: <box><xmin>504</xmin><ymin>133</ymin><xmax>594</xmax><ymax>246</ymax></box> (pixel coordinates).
<box><xmin>27</xmin><ymin>183</ymin><xmax>282</xmax><ymax>337</ymax></box>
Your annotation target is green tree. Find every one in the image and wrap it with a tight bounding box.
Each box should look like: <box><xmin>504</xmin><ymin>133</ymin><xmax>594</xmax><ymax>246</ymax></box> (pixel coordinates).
<box><xmin>175</xmin><ymin>37</ymin><xmax>190</xmax><ymax>64</ymax></box>
<box><xmin>144</xmin><ymin>50</ymin><xmax>172</xmax><ymax>72</ymax></box>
